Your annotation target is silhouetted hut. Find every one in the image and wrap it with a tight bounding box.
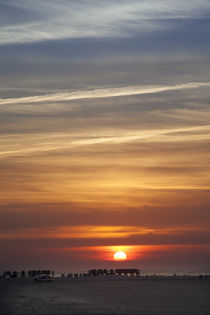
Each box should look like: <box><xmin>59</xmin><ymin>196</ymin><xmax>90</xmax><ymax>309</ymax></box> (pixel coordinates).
<box><xmin>12</xmin><ymin>271</ymin><xmax>18</xmax><ymax>278</ymax></box>
<box><xmin>3</xmin><ymin>271</ymin><xmax>11</xmax><ymax>278</ymax></box>
<box><xmin>115</xmin><ymin>269</ymin><xmax>140</xmax><ymax>276</ymax></box>
<box><xmin>21</xmin><ymin>270</ymin><xmax>25</xmax><ymax>277</ymax></box>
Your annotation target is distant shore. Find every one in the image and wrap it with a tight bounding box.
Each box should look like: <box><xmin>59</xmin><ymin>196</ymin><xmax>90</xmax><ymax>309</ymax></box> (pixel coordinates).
<box><xmin>1</xmin><ymin>272</ymin><xmax>210</xmax><ymax>280</ymax></box>
<box><xmin>1</xmin><ymin>267</ymin><xmax>210</xmax><ymax>280</ymax></box>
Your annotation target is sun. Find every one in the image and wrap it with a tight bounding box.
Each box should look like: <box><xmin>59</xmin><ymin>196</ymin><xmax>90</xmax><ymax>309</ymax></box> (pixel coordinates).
<box><xmin>114</xmin><ymin>251</ymin><xmax>127</xmax><ymax>261</ymax></box>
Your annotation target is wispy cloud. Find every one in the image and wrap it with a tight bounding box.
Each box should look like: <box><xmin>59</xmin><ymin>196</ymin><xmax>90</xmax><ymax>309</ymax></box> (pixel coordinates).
<box><xmin>0</xmin><ymin>124</ymin><xmax>210</xmax><ymax>158</ymax></box>
<box><xmin>0</xmin><ymin>0</ymin><xmax>210</xmax><ymax>44</ymax></box>
<box><xmin>1</xmin><ymin>82</ymin><xmax>210</xmax><ymax>107</ymax></box>
<box><xmin>0</xmin><ymin>224</ymin><xmax>203</xmax><ymax>240</ymax></box>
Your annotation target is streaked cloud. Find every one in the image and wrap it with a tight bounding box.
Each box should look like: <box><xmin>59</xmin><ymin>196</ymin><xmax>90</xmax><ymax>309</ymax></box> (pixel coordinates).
<box><xmin>0</xmin><ymin>124</ymin><xmax>210</xmax><ymax>158</ymax></box>
<box><xmin>0</xmin><ymin>82</ymin><xmax>210</xmax><ymax>107</ymax></box>
<box><xmin>0</xmin><ymin>224</ymin><xmax>205</xmax><ymax>241</ymax></box>
<box><xmin>1</xmin><ymin>0</ymin><xmax>210</xmax><ymax>45</ymax></box>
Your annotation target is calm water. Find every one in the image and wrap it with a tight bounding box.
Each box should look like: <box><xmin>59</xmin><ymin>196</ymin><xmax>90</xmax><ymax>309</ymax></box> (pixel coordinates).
<box><xmin>0</xmin><ymin>277</ymin><xmax>210</xmax><ymax>314</ymax></box>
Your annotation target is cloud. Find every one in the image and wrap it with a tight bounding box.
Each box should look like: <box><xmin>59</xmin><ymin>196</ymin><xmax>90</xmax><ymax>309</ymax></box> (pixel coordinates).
<box><xmin>0</xmin><ymin>124</ymin><xmax>210</xmax><ymax>158</ymax></box>
<box><xmin>0</xmin><ymin>224</ymin><xmax>207</xmax><ymax>241</ymax></box>
<box><xmin>0</xmin><ymin>0</ymin><xmax>210</xmax><ymax>45</ymax></box>
<box><xmin>1</xmin><ymin>203</ymin><xmax>210</xmax><ymax>231</ymax></box>
<box><xmin>0</xmin><ymin>82</ymin><xmax>210</xmax><ymax>107</ymax></box>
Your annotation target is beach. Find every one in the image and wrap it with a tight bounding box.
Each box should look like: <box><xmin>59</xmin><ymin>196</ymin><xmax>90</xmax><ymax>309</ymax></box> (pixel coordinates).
<box><xmin>0</xmin><ymin>276</ymin><xmax>210</xmax><ymax>314</ymax></box>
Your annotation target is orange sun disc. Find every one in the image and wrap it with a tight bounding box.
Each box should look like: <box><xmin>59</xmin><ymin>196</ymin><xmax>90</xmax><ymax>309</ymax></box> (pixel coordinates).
<box><xmin>114</xmin><ymin>251</ymin><xmax>127</xmax><ymax>260</ymax></box>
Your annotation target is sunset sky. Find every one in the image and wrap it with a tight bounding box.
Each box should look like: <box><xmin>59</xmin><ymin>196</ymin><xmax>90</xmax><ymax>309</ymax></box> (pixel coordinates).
<box><xmin>1</xmin><ymin>0</ymin><xmax>210</xmax><ymax>273</ymax></box>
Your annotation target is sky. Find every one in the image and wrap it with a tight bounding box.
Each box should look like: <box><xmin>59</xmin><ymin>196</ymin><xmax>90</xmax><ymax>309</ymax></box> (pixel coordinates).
<box><xmin>0</xmin><ymin>0</ymin><xmax>210</xmax><ymax>273</ymax></box>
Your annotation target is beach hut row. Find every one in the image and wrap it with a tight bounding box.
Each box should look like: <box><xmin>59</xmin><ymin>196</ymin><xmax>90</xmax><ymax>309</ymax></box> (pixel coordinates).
<box><xmin>88</xmin><ymin>268</ymin><xmax>140</xmax><ymax>276</ymax></box>
<box><xmin>0</xmin><ymin>270</ymin><xmax>54</xmax><ymax>278</ymax></box>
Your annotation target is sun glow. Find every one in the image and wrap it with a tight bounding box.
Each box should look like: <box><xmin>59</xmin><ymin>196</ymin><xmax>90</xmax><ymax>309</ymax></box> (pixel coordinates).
<box><xmin>114</xmin><ymin>251</ymin><xmax>127</xmax><ymax>261</ymax></box>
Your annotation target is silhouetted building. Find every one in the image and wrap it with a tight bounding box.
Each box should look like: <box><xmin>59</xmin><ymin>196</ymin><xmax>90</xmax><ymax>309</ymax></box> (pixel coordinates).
<box><xmin>21</xmin><ymin>270</ymin><xmax>25</xmax><ymax>277</ymax></box>
<box><xmin>11</xmin><ymin>271</ymin><xmax>18</xmax><ymax>278</ymax></box>
<box><xmin>88</xmin><ymin>268</ymin><xmax>140</xmax><ymax>276</ymax></box>
<box><xmin>3</xmin><ymin>271</ymin><xmax>11</xmax><ymax>278</ymax></box>
<box><xmin>115</xmin><ymin>269</ymin><xmax>140</xmax><ymax>276</ymax></box>
<box><xmin>89</xmin><ymin>269</ymin><xmax>97</xmax><ymax>276</ymax></box>
<box><xmin>28</xmin><ymin>270</ymin><xmax>52</xmax><ymax>277</ymax></box>
<box><xmin>28</xmin><ymin>270</ymin><xmax>41</xmax><ymax>277</ymax></box>
<box><xmin>67</xmin><ymin>273</ymin><xmax>73</xmax><ymax>278</ymax></box>
<box><xmin>41</xmin><ymin>270</ymin><xmax>51</xmax><ymax>276</ymax></box>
